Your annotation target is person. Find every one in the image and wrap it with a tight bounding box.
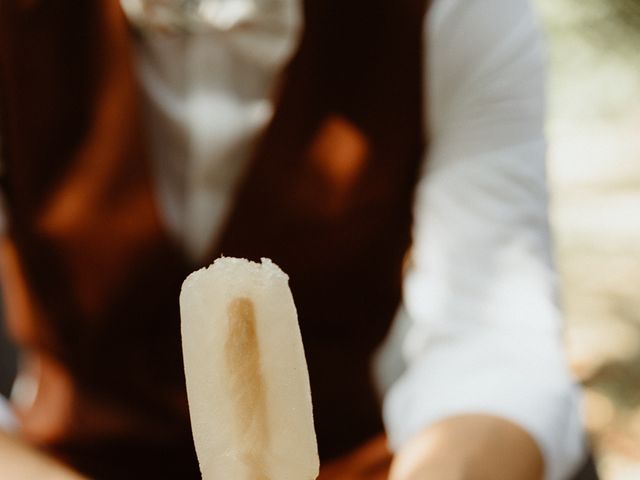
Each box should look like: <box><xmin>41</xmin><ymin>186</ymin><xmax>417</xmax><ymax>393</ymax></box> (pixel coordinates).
<box><xmin>0</xmin><ymin>0</ymin><xmax>591</xmax><ymax>478</ymax></box>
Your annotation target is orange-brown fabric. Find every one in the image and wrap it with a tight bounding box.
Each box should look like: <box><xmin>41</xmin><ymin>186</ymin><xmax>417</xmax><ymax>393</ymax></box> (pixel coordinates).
<box><xmin>0</xmin><ymin>1</ymin><xmax>196</xmax><ymax>475</ymax></box>
<box><xmin>318</xmin><ymin>434</ymin><xmax>393</xmax><ymax>480</ymax></box>
<box><xmin>0</xmin><ymin>0</ymin><xmax>429</xmax><ymax>477</ymax></box>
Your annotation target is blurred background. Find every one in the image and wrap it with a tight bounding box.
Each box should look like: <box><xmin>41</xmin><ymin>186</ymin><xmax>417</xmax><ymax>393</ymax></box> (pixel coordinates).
<box><xmin>536</xmin><ymin>0</ymin><xmax>640</xmax><ymax>478</ymax></box>
<box><xmin>0</xmin><ymin>1</ymin><xmax>639</xmax><ymax>478</ymax></box>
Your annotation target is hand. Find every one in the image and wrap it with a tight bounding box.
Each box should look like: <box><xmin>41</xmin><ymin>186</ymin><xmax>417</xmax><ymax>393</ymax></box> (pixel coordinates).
<box><xmin>0</xmin><ymin>430</ymin><xmax>87</xmax><ymax>480</ymax></box>
<box><xmin>388</xmin><ymin>415</ymin><xmax>544</xmax><ymax>480</ymax></box>
<box><xmin>318</xmin><ymin>415</ymin><xmax>543</xmax><ymax>480</ymax></box>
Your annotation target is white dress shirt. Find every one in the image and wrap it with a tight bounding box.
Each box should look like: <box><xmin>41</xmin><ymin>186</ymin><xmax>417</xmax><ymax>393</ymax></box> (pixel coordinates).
<box><xmin>376</xmin><ymin>3</ymin><xmax>586</xmax><ymax>479</ymax></box>
<box><xmin>0</xmin><ymin>0</ymin><xmax>585</xmax><ymax>478</ymax></box>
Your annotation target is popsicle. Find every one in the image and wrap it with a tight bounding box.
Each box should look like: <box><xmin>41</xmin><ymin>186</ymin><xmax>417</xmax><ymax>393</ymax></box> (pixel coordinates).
<box><xmin>180</xmin><ymin>257</ymin><xmax>319</xmax><ymax>480</ymax></box>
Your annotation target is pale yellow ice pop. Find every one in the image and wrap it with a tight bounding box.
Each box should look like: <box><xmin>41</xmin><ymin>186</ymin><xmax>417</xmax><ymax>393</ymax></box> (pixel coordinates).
<box><xmin>180</xmin><ymin>257</ymin><xmax>319</xmax><ymax>480</ymax></box>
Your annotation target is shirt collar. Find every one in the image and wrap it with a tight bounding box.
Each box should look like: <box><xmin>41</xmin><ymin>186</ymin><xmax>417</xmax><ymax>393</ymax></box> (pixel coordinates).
<box><xmin>120</xmin><ymin>0</ymin><xmax>301</xmax><ymax>35</ymax></box>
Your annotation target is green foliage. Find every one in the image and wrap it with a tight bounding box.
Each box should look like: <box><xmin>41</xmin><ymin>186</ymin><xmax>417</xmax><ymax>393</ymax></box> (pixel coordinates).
<box><xmin>539</xmin><ymin>0</ymin><xmax>640</xmax><ymax>60</ymax></box>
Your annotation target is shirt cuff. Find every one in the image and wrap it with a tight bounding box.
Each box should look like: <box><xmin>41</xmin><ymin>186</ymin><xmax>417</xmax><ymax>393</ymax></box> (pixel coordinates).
<box><xmin>382</xmin><ymin>332</ymin><xmax>587</xmax><ymax>480</ymax></box>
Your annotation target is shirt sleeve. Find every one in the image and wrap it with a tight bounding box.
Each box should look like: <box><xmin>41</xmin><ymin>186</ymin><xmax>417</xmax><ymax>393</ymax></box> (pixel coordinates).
<box><xmin>373</xmin><ymin>1</ymin><xmax>586</xmax><ymax>479</ymax></box>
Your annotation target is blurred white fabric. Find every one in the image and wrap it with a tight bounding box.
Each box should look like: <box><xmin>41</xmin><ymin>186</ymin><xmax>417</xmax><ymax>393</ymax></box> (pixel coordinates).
<box><xmin>0</xmin><ymin>396</ymin><xmax>16</xmax><ymax>433</ymax></box>
<box><xmin>375</xmin><ymin>3</ymin><xmax>586</xmax><ymax>480</ymax></box>
<box><xmin>123</xmin><ymin>0</ymin><xmax>586</xmax><ymax>478</ymax></box>
<box><xmin>126</xmin><ymin>0</ymin><xmax>301</xmax><ymax>259</ymax></box>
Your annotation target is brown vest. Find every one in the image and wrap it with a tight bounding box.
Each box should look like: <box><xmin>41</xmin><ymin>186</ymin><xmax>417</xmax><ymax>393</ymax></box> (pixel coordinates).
<box><xmin>0</xmin><ymin>0</ymin><xmax>429</xmax><ymax>477</ymax></box>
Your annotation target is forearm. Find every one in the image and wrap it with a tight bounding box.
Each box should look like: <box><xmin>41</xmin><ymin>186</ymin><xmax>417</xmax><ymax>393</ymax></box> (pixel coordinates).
<box><xmin>389</xmin><ymin>415</ymin><xmax>544</xmax><ymax>480</ymax></box>
<box><xmin>0</xmin><ymin>430</ymin><xmax>87</xmax><ymax>480</ymax></box>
